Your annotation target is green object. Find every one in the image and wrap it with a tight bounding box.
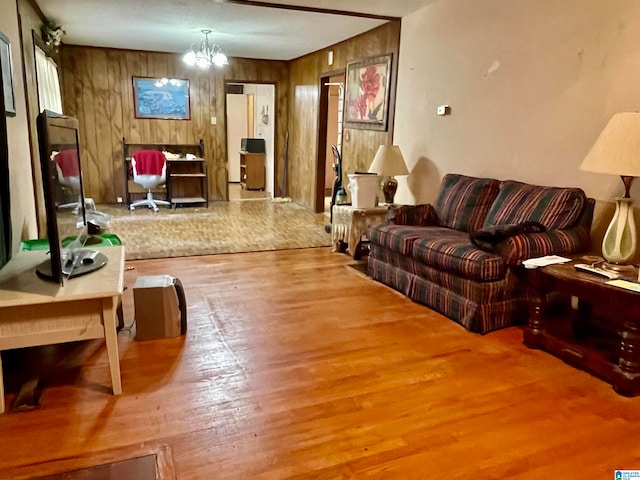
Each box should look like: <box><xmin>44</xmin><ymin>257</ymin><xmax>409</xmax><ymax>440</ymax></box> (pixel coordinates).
<box><xmin>20</xmin><ymin>233</ymin><xmax>122</xmax><ymax>251</ymax></box>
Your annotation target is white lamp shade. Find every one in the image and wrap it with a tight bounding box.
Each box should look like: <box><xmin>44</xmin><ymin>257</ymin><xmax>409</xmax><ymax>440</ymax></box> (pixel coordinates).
<box><xmin>368</xmin><ymin>145</ymin><xmax>409</xmax><ymax>176</ymax></box>
<box><xmin>580</xmin><ymin>112</ymin><xmax>640</xmax><ymax>177</ymax></box>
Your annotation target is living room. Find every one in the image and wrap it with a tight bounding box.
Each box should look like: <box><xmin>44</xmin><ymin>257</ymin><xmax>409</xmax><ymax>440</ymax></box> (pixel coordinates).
<box><xmin>1</xmin><ymin>0</ymin><xmax>640</xmax><ymax>478</ymax></box>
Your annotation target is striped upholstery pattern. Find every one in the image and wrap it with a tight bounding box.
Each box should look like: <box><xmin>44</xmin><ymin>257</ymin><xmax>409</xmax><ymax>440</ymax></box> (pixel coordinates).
<box><xmin>483</xmin><ymin>180</ymin><xmax>586</xmax><ymax>230</ymax></box>
<box><xmin>411</xmin><ymin>230</ymin><xmax>506</xmax><ymax>281</ymax></box>
<box><xmin>366</xmin><ymin>175</ymin><xmax>594</xmax><ymax>334</ymax></box>
<box><xmin>387</xmin><ymin>204</ymin><xmax>439</xmax><ymax>226</ymax></box>
<box><xmin>434</xmin><ymin>174</ymin><xmax>500</xmax><ymax>233</ymax></box>
<box><xmin>496</xmin><ymin>199</ymin><xmax>594</xmax><ymax>264</ymax></box>
<box><xmin>368</xmin><ymin>224</ymin><xmax>439</xmax><ymax>257</ymax></box>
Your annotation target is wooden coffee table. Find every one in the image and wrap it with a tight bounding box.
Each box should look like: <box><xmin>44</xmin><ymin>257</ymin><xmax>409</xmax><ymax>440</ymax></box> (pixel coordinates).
<box><xmin>524</xmin><ymin>258</ymin><xmax>640</xmax><ymax>396</ymax></box>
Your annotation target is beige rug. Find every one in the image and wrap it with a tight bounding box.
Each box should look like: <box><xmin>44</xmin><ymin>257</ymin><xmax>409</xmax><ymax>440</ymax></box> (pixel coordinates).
<box><xmin>97</xmin><ymin>199</ymin><xmax>331</xmax><ymax>260</ymax></box>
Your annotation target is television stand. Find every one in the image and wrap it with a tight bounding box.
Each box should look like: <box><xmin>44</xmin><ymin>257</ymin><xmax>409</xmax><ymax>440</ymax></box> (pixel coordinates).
<box><xmin>0</xmin><ymin>246</ymin><xmax>125</xmax><ymax>413</ymax></box>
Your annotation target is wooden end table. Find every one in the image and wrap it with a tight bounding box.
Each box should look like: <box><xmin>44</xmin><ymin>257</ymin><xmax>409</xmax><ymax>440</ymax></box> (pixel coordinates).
<box><xmin>524</xmin><ymin>258</ymin><xmax>640</xmax><ymax>396</ymax></box>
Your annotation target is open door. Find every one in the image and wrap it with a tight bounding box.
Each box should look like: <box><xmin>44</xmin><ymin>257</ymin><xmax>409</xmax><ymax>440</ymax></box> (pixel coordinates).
<box><xmin>315</xmin><ymin>72</ymin><xmax>344</xmax><ymax>213</ymax></box>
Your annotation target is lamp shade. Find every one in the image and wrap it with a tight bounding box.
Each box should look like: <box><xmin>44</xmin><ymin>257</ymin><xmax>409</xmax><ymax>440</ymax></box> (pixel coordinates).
<box><xmin>368</xmin><ymin>145</ymin><xmax>409</xmax><ymax>176</ymax></box>
<box><xmin>579</xmin><ymin>112</ymin><xmax>640</xmax><ymax>177</ymax></box>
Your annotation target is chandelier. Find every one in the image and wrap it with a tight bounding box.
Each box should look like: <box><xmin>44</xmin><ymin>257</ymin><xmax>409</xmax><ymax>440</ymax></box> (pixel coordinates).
<box><xmin>183</xmin><ymin>29</ymin><xmax>228</xmax><ymax>69</ymax></box>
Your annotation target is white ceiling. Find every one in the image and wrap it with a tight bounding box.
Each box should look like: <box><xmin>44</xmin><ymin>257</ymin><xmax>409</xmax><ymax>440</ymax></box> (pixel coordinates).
<box><xmin>36</xmin><ymin>0</ymin><xmax>436</xmax><ymax>61</ymax></box>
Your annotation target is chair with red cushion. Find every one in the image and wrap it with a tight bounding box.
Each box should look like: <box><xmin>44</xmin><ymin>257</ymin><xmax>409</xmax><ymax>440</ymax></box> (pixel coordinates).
<box><xmin>54</xmin><ymin>149</ymin><xmax>96</xmax><ymax>214</ymax></box>
<box><xmin>129</xmin><ymin>150</ymin><xmax>170</xmax><ymax>212</ymax></box>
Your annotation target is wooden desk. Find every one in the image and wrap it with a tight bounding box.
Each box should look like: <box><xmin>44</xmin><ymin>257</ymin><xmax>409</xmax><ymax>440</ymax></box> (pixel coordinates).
<box><xmin>524</xmin><ymin>259</ymin><xmax>640</xmax><ymax>396</ymax></box>
<box><xmin>0</xmin><ymin>246</ymin><xmax>125</xmax><ymax>412</ymax></box>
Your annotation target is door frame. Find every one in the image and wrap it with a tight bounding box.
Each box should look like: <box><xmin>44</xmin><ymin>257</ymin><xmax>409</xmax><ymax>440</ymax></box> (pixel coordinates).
<box><xmin>314</xmin><ymin>69</ymin><xmax>344</xmax><ymax>213</ymax></box>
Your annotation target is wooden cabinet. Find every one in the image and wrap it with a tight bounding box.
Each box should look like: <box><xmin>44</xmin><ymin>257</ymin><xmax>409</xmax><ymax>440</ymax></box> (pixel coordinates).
<box><xmin>123</xmin><ymin>139</ymin><xmax>208</xmax><ymax>208</ymax></box>
<box><xmin>240</xmin><ymin>151</ymin><xmax>265</xmax><ymax>190</ymax></box>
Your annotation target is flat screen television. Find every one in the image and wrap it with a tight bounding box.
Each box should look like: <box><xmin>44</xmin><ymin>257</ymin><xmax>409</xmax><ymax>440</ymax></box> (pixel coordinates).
<box><xmin>36</xmin><ymin>110</ymin><xmax>107</xmax><ymax>285</ymax></box>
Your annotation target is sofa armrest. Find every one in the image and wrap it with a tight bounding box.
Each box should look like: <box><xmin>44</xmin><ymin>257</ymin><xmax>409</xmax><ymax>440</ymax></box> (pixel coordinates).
<box><xmin>495</xmin><ymin>224</ymin><xmax>592</xmax><ymax>265</ymax></box>
<box><xmin>387</xmin><ymin>204</ymin><xmax>440</xmax><ymax>226</ymax></box>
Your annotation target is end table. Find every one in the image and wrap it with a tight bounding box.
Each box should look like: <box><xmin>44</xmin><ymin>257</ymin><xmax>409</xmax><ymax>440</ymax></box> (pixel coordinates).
<box><xmin>331</xmin><ymin>205</ymin><xmax>388</xmax><ymax>258</ymax></box>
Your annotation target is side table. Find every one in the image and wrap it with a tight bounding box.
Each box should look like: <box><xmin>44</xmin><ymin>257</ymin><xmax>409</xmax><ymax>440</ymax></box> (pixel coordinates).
<box><xmin>331</xmin><ymin>205</ymin><xmax>388</xmax><ymax>258</ymax></box>
<box><xmin>524</xmin><ymin>258</ymin><xmax>640</xmax><ymax>396</ymax></box>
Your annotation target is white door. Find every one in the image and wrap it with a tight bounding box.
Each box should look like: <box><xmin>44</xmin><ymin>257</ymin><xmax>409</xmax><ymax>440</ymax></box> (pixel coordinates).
<box><xmin>226</xmin><ymin>94</ymin><xmax>249</xmax><ymax>183</ymax></box>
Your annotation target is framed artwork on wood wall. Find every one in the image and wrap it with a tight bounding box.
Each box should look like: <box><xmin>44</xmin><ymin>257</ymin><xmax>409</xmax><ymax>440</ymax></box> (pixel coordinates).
<box><xmin>0</xmin><ymin>32</ymin><xmax>16</xmax><ymax>117</ymax></box>
<box><xmin>344</xmin><ymin>54</ymin><xmax>392</xmax><ymax>131</ymax></box>
<box><xmin>132</xmin><ymin>77</ymin><xmax>190</xmax><ymax>120</ymax></box>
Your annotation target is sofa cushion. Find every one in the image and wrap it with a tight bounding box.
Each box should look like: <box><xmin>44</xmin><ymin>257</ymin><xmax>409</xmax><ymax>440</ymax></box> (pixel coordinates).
<box><xmin>483</xmin><ymin>180</ymin><xmax>586</xmax><ymax>230</ymax></box>
<box><xmin>433</xmin><ymin>174</ymin><xmax>501</xmax><ymax>233</ymax></box>
<box><xmin>368</xmin><ymin>224</ymin><xmax>434</xmax><ymax>257</ymax></box>
<box><xmin>411</xmin><ymin>228</ymin><xmax>506</xmax><ymax>282</ymax></box>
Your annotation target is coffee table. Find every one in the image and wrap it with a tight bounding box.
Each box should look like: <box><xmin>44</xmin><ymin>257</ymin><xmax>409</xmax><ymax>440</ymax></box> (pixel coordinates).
<box><xmin>524</xmin><ymin>258</ymin><xmax>640</xmax><ymax>396</ymax></box>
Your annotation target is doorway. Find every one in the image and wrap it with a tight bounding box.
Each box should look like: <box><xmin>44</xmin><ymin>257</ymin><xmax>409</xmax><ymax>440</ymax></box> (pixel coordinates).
<box><xmin>225</xmin><ymin>83</ymin><xmax>276</xmax><ymax>199</ymax></box>
<box><xmin>315</xmin><ymin>72</ymin><xmax>345</xmax><ymax>214</ymax></box>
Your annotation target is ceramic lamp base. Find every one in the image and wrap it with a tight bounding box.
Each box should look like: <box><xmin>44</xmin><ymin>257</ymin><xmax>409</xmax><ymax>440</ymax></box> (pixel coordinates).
<box><xmin>381</xmin><ymin>177</ymin><xmax>398</xmax><ymax>204</ymax></box>
<box><xmin>602</xmin><ymin>197</ymin><xmax>637</xmax><ymax>265</ymax></box>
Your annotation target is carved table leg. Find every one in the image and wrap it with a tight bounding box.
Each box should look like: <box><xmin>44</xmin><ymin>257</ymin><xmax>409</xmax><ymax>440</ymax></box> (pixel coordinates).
<box><xmin>524</xmin><ymin>269</ymin><xmax>547</xmax><ymax>348</ymax></box>
<box><xmin>615</xmin><ymin>320</ymin><xmax>640</xmax><ymax>396</ymax></box>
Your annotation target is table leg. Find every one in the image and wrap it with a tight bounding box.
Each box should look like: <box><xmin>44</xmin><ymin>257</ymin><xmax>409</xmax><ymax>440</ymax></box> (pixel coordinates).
<box><xmin>524</xmin><ymin>270</ymin><xmax>547</xmax><ymax>348</ymax></box>
<box><xmin>103</xmin><ymin>296</ymin><xmax>122</xmax><ymax>395</ymax></box>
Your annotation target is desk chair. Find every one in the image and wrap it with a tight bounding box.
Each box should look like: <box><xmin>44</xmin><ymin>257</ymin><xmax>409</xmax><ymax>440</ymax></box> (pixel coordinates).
<box><xmin>54</xmin><ymin>149</ymin><xmax>96</xmax><ymax>214</ymax></box>
<box><xmin>129</xmin><ymin>150</ymin><xmax>170</xmax><ymax>212</ymax></box>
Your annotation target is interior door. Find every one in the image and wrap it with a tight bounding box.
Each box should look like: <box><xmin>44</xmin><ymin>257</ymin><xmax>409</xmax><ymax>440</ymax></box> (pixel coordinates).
<box><xmin>226</xmin><ymin>94</ymin><xmax>249</xmax><ymax>183</ymax></box>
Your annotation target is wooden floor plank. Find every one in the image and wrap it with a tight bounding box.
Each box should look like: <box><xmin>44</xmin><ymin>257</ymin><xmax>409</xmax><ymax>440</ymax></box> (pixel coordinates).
<box><xmin>0</xmin><ymin>247</ymin><xmax>638</xmax><ymax>479</ymax></box>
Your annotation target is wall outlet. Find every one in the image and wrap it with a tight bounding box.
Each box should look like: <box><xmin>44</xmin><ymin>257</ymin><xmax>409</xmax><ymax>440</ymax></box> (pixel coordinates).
<box><xmin>117</xmin><ymin>196</ymin><xmax>123</xmax><ymax>203</ymax></box>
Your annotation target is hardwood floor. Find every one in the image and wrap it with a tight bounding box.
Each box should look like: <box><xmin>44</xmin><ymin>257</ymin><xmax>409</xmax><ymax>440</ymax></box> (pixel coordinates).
<box><xmin>0</xmin><ymin>247</ymin><xmax>638</xmax><ymax>479</ymax></box>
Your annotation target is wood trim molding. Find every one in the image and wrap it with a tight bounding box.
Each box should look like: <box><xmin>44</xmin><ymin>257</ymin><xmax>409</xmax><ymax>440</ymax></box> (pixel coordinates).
<box><xmin>222</xmin><ymin>0</ymin><xmax>399</xmax><ymax>21</ymax></box>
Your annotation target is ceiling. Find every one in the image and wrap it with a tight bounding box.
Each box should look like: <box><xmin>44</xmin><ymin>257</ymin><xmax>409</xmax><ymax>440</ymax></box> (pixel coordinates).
<box><xmin>36</xmin><ymin>0</ymin><xmax>437</xmax><ymax>61</ymax></box>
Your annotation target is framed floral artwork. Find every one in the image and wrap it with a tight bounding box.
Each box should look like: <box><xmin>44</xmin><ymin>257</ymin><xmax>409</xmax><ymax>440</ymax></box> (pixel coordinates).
<box><xmin>344</xmin><ymin>54</ymin><xmax>392</xmax><ymax>131</ymax></box>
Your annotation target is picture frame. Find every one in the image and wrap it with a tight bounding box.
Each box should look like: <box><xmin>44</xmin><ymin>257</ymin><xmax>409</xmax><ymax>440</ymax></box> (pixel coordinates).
<box><xmin>344</xmin><ymin>54</ymin><xmax>392</xmax><ymax>131</ymax></box>
<box><xmin>0</xmin><ymin>32</ymin><xmax>16</xmax><ymax>117</ymax></box>
<box><xmin>132</xmin><ymin>77</ymin><xmax>190</xmax><ymax>120</ymax></box>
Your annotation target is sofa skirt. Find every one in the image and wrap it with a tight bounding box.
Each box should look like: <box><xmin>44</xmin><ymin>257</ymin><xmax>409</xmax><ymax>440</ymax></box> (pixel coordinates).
<box><xmin>368</xmin><ymin>255</ymin><xmax>529</xmax><ymax>334</ymax></box>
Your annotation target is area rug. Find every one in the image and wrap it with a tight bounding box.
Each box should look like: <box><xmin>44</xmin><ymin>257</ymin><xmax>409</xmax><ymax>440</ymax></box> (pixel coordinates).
<box><xmin>97</xmin><ymin>199</ymin><xmax>332</xmax><ymax>260</ymax></box>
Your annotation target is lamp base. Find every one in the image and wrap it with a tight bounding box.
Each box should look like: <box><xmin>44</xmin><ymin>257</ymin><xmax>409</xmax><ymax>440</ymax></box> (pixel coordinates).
<box><xmin>381</xmin><ymin>177</ymin><xmax>398</xmax><ymax>205</ymax></box>
<box><xmin>601</xmin><ymin>262</ymin><xmax>637</xmax><ymax>276</ymax></box>
<box><xmin>602</xmin><ymin>197</ymin><xmax>637</xmax><ymax>265</ymax></box>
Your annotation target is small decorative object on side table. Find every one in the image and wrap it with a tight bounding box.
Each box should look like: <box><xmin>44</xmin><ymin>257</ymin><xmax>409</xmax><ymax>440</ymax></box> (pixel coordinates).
<box><xmin>331</xmin><ymin>205</ymin><xmax>389</xmax><ymax>258</ymax></box>
<box><xmin>524</xmin><ymin>256</ymin><xmax>640</xmax><ymax>396</ymax></box>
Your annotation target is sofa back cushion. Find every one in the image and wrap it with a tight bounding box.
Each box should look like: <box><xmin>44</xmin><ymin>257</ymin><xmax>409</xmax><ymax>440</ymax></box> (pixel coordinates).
<box><xmin>433</xmin><ymin>174</ymin><xmax>501</xmax><ymax>233</ymax></box>
<box><xmin>483</xmin><ymin>180</ymin><xmax>586</xmax><ymax>230</ymax></box>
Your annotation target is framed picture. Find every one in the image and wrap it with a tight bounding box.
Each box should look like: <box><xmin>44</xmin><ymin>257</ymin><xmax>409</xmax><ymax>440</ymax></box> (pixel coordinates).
<box><xmin>344</xmin><ymin>54</ymin><xmax>392</xmax><ymax>131</ymax></box>
<box><xmin>132</xmin><ymin>77</ymin><xmax>190</xmax><ymax>120</ymax></box>
<box><xmin>0</xmin><ymin>32</ymin><xmax>16</xmax><ymax>117</ymax></box>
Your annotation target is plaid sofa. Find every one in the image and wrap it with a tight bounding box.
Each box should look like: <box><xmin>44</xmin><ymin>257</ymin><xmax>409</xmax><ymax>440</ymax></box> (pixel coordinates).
<box><xmin>367</xmin><ymin>174</ymin><xmax>594</xmax><ymax>334</ymax></box>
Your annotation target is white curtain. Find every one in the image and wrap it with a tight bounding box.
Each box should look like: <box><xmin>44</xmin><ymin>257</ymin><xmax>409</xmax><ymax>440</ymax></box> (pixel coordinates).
<box><xmin>35</xmin><ymin>46</ymin><xmax>63</xmax><ymax>114</ymax></box>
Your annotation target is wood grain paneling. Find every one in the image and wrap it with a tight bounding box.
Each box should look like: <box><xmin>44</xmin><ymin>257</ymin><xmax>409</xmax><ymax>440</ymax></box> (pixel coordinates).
<box><xmin>287</xmin><ymin>21</ymin><xmax>401</xmax><ymax>209</ymax></box>
<box><xmin>59</xmin><ymin>22</ymin><xmax>397</xmax><ymax>207</ymax></box>
<box><xmin>60</xmin><ymin>47</ymin><xmax>288</xmax><ymax>203</ymax></box>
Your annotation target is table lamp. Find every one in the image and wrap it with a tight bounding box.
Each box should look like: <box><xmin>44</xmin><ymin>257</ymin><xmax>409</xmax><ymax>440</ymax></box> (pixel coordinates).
<box><xmin>579</xmin><ymin>112</ymin><xmax>640</xmax><ymax>272</ymax></box>
<box><xmin>368</xmin><ymin>145</ymin><xmax>409</xmax><ymax>204</ymax></box>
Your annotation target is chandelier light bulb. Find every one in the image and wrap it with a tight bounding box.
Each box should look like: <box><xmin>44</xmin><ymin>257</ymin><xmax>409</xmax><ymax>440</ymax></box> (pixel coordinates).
<box><xmin>183</xmin><ymin>29</ymin><xmax>228</xmax><ymax>69</ymax></box>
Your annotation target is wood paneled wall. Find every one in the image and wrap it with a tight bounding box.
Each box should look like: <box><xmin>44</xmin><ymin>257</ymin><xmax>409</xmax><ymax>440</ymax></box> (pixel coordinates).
<box><xmin>58</xmin><ymin>21</ymin><xmax>399</xmax><ymax>207</ymax></box>
<box><xmin>287</xmin><ymin>21</ymin><xmax>401</xmax><ymax>210</ymax></box>
<box><xmin>59</xmin><ymin>47</ymin><xmax>289</xmax><ymax>203</ymax></box>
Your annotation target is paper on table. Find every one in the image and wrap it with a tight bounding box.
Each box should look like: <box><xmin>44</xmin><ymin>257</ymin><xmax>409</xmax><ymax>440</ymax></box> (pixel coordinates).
<box><xmin>605</xmin><ymin>279</ymin><xmax>640</xmax><ymax>293</ymax></box>
<box><xmin>522</xmin><ymin>255</ymin><xmax>572</xmax><ymax>269</ymax></box>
